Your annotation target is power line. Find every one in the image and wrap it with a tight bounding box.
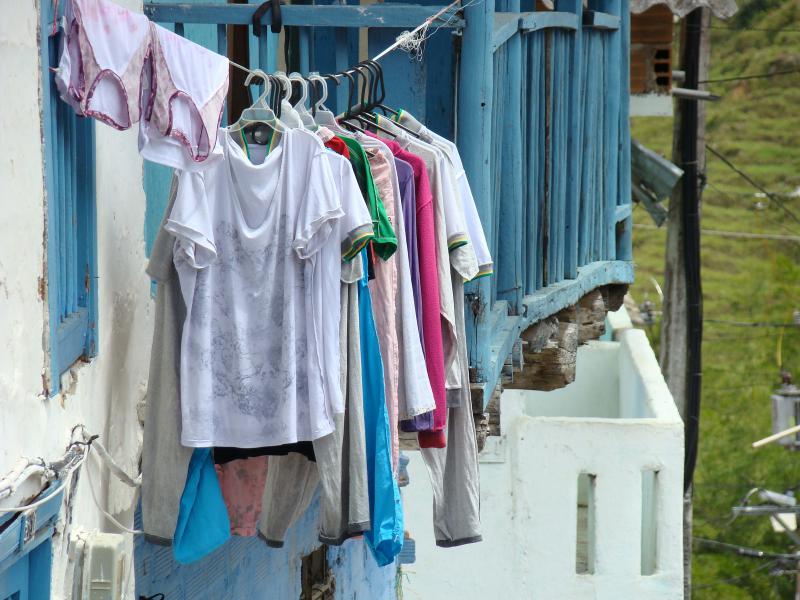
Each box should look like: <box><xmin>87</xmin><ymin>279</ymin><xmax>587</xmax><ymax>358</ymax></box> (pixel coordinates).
<box><xmin>699</xmin><ymin>68</ymin><xmax>800</xmax><ymax>85</ymax></box>
<box><xmin>702</xmin><ymin>181</ymin><xmax>800</xmax><ymax>239</ymax></box>
<box><xmin>706</xmin><ymin>144</ymin><xmax>800</xmax><ymax>227</ymax></box>
<box><xmin>706</xmin><ymin>319</ymin><xmax>800</xmax><ymax>329</ymax></box>
<box><xmin>695</xmin><ymin>537</ymin><xmax>797</xmax><ymax>561</ymax></box>
<box><xmin>633</xmin><ymin>223</ymin><xmax>800</xmax><ymax>242</ymax></box>
<box><xmin>694</xmin><ymin>560</ymin><xmax>781</xmax><ymax>590</ymax></box>
<box><xmin>685</xmin><ymin>24</ymin><xmax>800</xmax><ymax>34</ymax></box>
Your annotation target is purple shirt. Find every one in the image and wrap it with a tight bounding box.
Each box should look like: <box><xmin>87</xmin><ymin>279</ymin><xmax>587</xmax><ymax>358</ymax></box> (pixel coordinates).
<box><xmin>394</xmin><ymin>157</ymin><xmax>424</xmax><ymax>352</ymax></box>
<box><xmin>395</xmin><ymin>157</ymin><xmax>434</xmax><ymax>433</ymax></box>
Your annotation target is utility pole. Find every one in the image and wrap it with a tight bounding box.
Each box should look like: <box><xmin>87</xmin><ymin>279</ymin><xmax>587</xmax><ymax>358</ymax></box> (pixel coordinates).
<box><xmin>659</xmin><ymin>7</ymin><xmax>710</xmax><ymax>599</ymax></box>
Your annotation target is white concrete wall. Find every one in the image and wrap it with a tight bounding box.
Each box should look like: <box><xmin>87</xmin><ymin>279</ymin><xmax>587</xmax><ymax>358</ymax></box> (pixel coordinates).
<box><xmin>0</xmin><ymin>2</ymin><xmax>151</xmax><ymax>597</ymax></box>
<box><xmin>403</xmin><ymin>312</ymin><xmax>684</xmax><ymax>600</ymax></box>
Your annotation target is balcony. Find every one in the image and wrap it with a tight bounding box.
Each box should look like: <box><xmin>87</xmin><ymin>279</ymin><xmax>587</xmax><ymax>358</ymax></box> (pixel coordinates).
<box><xmin>403</xmin><ymin>309</ymin><xmax>684</xmax><ymax>599</ymax></box>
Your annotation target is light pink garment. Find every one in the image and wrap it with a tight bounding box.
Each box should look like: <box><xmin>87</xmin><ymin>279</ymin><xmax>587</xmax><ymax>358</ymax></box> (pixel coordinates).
<box><xmin>366</xmin><ymin>133</ymin><xmax>447</xmax><ymax>448</ymax></box>
<box><xmin>55</xmin><ymin>0</ymin><xmax>152</xmax><ymax>130</ymax></box>
<box><xmin>142</xmin><ymin>23</ymin><xmax>229</xmax><ymax>168</ymax></box>
<box><xmin>214</xmin><ymin>456</ymin><xmax>269</xmax><ymax>537</ymax></box>
<box><xmin>365</xmin><ymin>149</ymin><xmax>401</xmax><ymax>471</ymax></box>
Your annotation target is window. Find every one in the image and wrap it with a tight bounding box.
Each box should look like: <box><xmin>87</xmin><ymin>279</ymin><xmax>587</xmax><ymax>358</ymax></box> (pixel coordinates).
<box><xmin>41</xmin><ymin>2</ymin><xmax>98</xmax><ymax>395</ymax></box>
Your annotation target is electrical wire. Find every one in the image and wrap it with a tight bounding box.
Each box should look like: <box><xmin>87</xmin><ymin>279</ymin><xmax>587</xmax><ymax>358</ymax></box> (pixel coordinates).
<box><xmin>0</xmin><ymin>443</ymin><xmax>88</xmax><ymax>514</ymax></box>
<box><xmin>83</xmin><ymin>446</ymin><xmax>143</xmax><ymax>535</ymax></box>
<box><xmin>693</xmin><ymin>559</ymin><xmax>780</xmax><ymax>589</ymax></box>
<box><xmin>680</xmin><ymin>8</ymin><xmax>704</xmax><ymax>495</ymax></box>
<box><xmin>699</xmin><ymin>68</ymin><xmax>800</xmax><ymax>84</ymax></box>
<box><xmin>685</xmin><ymin>24</ymin><xmax>800</xmax><ymax>34</ymax></box>
<box><xmin>705</xmin><ymin>319</ymin><xmax>800</xmax><ymax>328</ymax></box>
<box><xmin>694</xmin><ymin>538</ymin><xmax>797</xmax><ymax>561</ymax></box>
<box><xmin>633</xmin><ymin>223</ymin><xmax>800</xmax><ymax>242</ymax></box>
<box><xmin>706</xmin><ymin>144</ymin><xmax>800</xmax><ymax>227</ymax></box>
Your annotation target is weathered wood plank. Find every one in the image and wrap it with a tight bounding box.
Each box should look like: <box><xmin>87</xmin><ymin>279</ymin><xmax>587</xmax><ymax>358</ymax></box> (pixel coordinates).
<box><xmin>520</xmin><ymin>316</ymin><xmax>559</xmax><ymax>353</ymax></box>
<box><xmin>477</xmin><ymin>259</ymin><xmax>633</xmax><ymax>406</ymax></box>
<box><xmin>492</xmin><ymin>12</ymin><xmax>520</xmax><ymax>52</ymax></box>
<box><xmin>577</xmin><ymin>289</ymin><xmax>606</xmax><ymax>344</ymax></box>
<box><xmin>459</xmin><ymin>0</ymin><xmax>495</xmax><ymax>378</ymax></box>
<box><xmin>615</xmin><ymin>203</ymin><xmax>632</xmax><ymax>222</ymax></box>
<box><xmin>556</xmin><ymin>0</ymin><xmax>582</xmax><ymax>280</ymax></box>
<box><xmin>582</xmin><ymin>10</ymin><xmax>620</xmax><ymax>30</ymax></box>
<box><xmin>144</xmin><ymin>3</ymin><xmax>464</xmax><ymax>29</ymax></box>
<box><xmin>520</xmin><ymin>11</ymin><xmax>578</xmax><ymax>31</ymax></box>
<box><xmin>506</xmin><ymin>306</ymin><xmax>578</xmax><ymax>391</ymax></box>
<box><xmin>603</xmin><ymin>283</ymin><xmax>629</xmax><ymax>312</ymax></box>
<box><xmin>617</xmin><ymin>1</ymin><xmax>633</xmax><ymax>261</ymax></box>
<box><xmin>496</xmin><ymin>0</ymin><xmax>524</xmax><ymax>311</ymax></box>
<box><xmin>599</xmin><ymin>0</ymin><xmax>621</xmax><ymax>260</ymax></box>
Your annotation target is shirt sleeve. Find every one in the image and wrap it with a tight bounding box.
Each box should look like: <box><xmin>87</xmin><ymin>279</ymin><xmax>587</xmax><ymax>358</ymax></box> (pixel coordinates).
<box><xmin>458</xmin><ymin>170</ymin><xmax>494</xmax><ymax>279</ymax></box>
<box><xmin>293</xmin><ymin>151</ymin><xmax>346</xmax><ymax>260</ymax></box>
<box><xmin>335</xmin><ymin>160</ymin><xmax>375</xmax><ymax>262</ymax></box>
<box><xmin>441</xmin><ymin>157</ymin><xmax>479</xmax><ymax>281</ymax></box>
<box><xmin>164</xmin><ymin>169</ymin><xmax>217</xmax><ymax>269</ymax></box>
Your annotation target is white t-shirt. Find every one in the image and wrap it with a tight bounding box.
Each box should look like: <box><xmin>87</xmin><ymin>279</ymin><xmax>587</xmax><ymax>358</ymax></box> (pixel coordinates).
<box><xmin>312</xmin><ymin>149</ymin><xmax>375</xmax><ymax>419</ymax></box>
<box><xmin>166</xmin><ymin>128</ymin><xmax>371</xmax><ymax>447</ymax></box>
<box><xmin>396</xmin><ymin>111</ymin><xmax>494</xmax><ymax>278</ymax></box>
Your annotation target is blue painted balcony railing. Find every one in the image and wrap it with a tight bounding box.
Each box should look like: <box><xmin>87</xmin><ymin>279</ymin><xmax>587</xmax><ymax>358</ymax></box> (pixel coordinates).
<box><xmin>143</xmin><ymin>0</ymin><xmax>633</xmax><ymax>408</ymax></box>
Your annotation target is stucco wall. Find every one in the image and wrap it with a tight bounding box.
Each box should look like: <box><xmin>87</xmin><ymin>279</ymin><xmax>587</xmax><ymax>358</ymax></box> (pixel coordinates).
<box><xmin>135</xmin><ymin>495</ymin><xmax>397</xmax><ymax>600</ymax></box>
<box><xmin>402</xmin><ymin>323</ymin><xmax>684</xmax><ymax>600</ymax></box>
<box><xmin>1</xmin><ymin>2</ymin><xmax>155</xmax><ymax>597</ymax></box>
<box><xmin>1</xmin><ymin>5</ymin><xmax>397</xmax><ymax>599</ymax></box>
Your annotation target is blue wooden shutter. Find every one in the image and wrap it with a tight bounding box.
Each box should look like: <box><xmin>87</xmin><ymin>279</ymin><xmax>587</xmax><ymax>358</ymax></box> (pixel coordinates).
<box><xmin>41</xmin><ymin>2</ymin><xmax>98</xmax><ymax>395</ymax></box>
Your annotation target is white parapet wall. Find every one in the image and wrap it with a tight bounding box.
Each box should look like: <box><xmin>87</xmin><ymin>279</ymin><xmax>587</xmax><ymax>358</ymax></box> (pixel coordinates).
<box><xmin>403</xmin><ymin>309</ymin><xmax>684</xmax><ymax>600</ymax></box>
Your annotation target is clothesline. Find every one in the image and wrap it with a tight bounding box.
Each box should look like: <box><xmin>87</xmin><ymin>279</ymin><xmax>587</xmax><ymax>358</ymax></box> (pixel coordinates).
<box><xmin>51</xmin><ymin>0</ymin><xmax>463</xmax><ymax>78</ymax></box>
<box><xmin>224</xmin><ymin>0</ymin><xmax>463</xmax><ymax>75</ymax></box>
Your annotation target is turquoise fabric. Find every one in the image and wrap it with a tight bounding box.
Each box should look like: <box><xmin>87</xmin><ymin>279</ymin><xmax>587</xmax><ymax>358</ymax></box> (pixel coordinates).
<box><xmin>173</xmin><ymin>448</ymin><xmax>231</xmax><ymax>564</ymax></box>
<box><xmin>358</xmin><ymin>248</ymin><xmax>404</xmax><ymax>566</ymax></box>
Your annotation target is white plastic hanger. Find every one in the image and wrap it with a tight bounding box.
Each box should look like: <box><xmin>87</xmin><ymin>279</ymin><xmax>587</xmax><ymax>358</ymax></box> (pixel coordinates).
<box><xmin>310</xmin><ymin>73</ymin><xmax>340</xmax><ymax>129</ymax></box>
<box><xmin>273</xmin><ymin>71</ymin><xmax>304</xmax><ymax>129</ymax></box>
<box><xmin>227</xmin><ymin>68</ymin><xmax>285</xmax><ymax>137</ymax></box>
<box><xmin>289</xmin><ymin>71</ymin><xmax>317</xmax><ymax>129</ymax></box>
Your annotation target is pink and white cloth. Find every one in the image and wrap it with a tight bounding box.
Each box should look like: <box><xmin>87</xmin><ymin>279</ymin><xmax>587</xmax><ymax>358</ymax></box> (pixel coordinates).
<box><xmin>55</xmin><ymin>0</ymin><xmax>229</xmax><ymax>170</ymax></box>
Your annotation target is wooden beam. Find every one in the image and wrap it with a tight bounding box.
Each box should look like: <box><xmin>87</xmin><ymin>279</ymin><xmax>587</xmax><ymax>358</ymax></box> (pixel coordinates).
<box><xmin>615</xmin><ymin>203</ymin><xmax>632</xmax><ymax>222</ymax></box>
<box><xmin>492</xmin><ymin>12</ymin><xmax>520</xmax><ymax>52</ymax></box>
<box><xmin>459</xmin><ymin>0</ymin><xmax>495</xmax><ymax>396</ymax></box>
<box><xmin>582</xmin><ymin>10</ymin><xmax>620</xmax><ymax>30</ymax></box>
<box><xmin>519</xmin><ymin>11</ymin><xmax>578</xmax><ymax>32</ymax></box>
<box><xmin>577</xmin><ymin>289</ymin><xmax>606</xmax><ymax>344</ymax></box>
<box><xmin>144</xmin><ymin>3</ymin><xmax>465</xmax><ymax>29</ymax></box>
<box><xmin>506</xmin><ymin>306</ymin><xmax>579</xmax><ymax>391</ymax></box>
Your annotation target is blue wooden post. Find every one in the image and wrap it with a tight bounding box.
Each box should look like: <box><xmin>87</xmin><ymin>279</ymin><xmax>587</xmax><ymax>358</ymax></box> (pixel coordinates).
<box><xmin>557</xmin><ymin>0</ymin><xmax>582</xmax><ymax>279</ymax></box>
<box><xmin>334</xmin><ymin>27</ymin><xmax>349</xmax><ymax>113</ymax></box>
<box><xmin>597</xmin><ymin>0</ymin><xmax>620</xmax><ymax>261</ymax></box>
<box><xmin>532</xmin><ymin>32</ymin><xmax>546</xmax><ymax>291</ymax></box>
<box><xmin>617</xmin><ymin>0</ymin><xmax>633</xmax><ymax>261</ymax></box>
<box><xmin>299</xmin><ymin>27</ymin><xmax>311</xmax><ymax>73</ymax></box>
<box><xmin>217</xmin><ymin>24</ymin><xmax>228</xmax><ymax>125</ymax></box>
<box><xmin>496</xmin><ymin>0</ymin><xmax>524</xmax><ymax>313</ymax></box>
<box><xmin>458</xmin><ymin>0</ymin><xmax>494</xmax><ymax>377</ymax></box>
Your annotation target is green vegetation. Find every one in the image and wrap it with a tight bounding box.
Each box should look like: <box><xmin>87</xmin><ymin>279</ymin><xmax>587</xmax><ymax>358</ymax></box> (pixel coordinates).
<box><xmin>630</xmin><ymin>1</ymin><xmax>800</xmax><ymax>597</ymax></box>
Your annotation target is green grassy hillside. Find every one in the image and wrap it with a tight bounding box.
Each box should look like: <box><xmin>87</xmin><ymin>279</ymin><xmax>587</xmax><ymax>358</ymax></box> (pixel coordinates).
<box><xmin>630</xmin><ymin>1</ymin><xmax>800</xmax><ymax>597</ymax></box>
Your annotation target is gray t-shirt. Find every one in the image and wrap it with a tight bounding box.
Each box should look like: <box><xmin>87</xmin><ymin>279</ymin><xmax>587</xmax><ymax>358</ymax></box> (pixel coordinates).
<box><xmin>141</xmin><ymin>175</ymin><xmax>193</xmax><ymax>544</ymax></box>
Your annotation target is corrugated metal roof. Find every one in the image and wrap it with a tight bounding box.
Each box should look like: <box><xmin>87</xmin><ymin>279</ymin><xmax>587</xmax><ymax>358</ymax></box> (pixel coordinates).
<box><xmin>630</xmin><ymin>0</ymin><xmax>737</xmax><ymax>19</ymax></box>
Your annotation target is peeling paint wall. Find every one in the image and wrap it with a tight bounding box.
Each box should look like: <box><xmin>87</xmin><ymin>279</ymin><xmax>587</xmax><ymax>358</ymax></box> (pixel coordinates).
<box><xmin>1</xmin><ymin>2</ymin><xmax>152</xmax><ymax>597</ymax></box>
<box><xmin>2</xmin><ymin>5</ymin><xmax>397</xmax><ymax>599</ymax></box>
